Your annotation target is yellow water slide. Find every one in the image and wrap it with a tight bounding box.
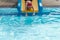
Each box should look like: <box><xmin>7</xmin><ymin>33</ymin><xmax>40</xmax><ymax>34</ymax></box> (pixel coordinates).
<box><xmin>21</xmin><ymin>0</ymin><xmax>38</xmax><ymax>12</ymax></box>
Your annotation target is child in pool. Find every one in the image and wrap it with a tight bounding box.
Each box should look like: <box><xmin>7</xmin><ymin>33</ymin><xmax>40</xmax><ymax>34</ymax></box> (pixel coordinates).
<box><xmin>25</xmin><ymin>0</ymin><xmax>35</xmax><ymax>16</ymax></box>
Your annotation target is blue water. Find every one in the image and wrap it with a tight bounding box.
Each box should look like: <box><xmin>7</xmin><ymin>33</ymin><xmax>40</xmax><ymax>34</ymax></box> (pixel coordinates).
<box><xmin>0</xmin><ymin>8</ymin><xmax>60</xmax><ymax>40</ymax></box>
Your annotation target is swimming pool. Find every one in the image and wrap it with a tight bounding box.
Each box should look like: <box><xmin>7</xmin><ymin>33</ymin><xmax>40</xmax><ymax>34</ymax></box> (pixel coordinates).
<box><xmin>0</xmin><ymin>7</ymin><xmax>60</xmax><ymax>40</ymax></box>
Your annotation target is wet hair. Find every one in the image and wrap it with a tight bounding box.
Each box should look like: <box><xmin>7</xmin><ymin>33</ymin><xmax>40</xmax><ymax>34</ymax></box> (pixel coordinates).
<box><xmin>25</xmin><ymin>0</ymin><xmax>32</xmax><ymax>2</ymax></box>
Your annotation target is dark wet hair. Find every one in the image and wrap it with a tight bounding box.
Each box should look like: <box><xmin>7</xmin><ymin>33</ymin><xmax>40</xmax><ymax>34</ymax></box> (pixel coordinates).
<box><xmin>25</xmin><ymin>0</ymin><xmax>32</xmax><ymax>2</ymax></box>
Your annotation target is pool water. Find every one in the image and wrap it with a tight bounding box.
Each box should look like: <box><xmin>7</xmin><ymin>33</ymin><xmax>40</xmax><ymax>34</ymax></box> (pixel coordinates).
<box><xmin>0</xmin><ymin>8</ymin><xmax>60</xmax><ymax>40</ymax></box>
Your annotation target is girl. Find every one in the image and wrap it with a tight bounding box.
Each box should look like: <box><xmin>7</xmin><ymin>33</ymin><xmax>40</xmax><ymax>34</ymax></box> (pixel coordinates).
<box><xmin>25</xmin><ymin>0</ymin><xmax>35</xmax><ymax>16</ymax></box>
